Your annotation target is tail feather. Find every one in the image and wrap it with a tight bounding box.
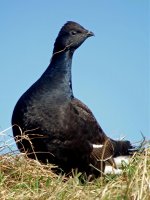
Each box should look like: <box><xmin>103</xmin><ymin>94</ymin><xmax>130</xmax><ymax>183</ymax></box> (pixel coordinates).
<box><xmin>110</xmin><ymin>139</ymin><xmax>133</xmax><ymax>157</ymax></box>
<box><xmin>90</xmin><ymin>135</ymin><xmax>147</xmax><ymax>176</ymax></box>
<box><xmin>110</xmin><ymin>133</ymin><xmax>146</xmax><ymax>157</ymax></box>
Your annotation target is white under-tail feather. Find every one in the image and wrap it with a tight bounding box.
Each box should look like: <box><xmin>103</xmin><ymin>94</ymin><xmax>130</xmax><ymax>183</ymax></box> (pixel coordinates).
<box><xmin>104</xmin><ymin>156</ymin><xmax>130</xmax><ymax>174</ymax></box>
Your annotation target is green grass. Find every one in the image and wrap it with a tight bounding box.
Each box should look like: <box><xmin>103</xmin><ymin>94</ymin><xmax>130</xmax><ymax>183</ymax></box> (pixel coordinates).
<box><xmin>0</xmin><ymin>148</ymin><xmax>149</xmax><ymax>200</ymax></box>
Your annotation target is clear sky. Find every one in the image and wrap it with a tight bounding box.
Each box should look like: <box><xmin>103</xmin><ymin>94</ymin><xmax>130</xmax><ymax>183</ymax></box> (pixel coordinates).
<box><xmin>0</xmin><ymin>1</ymin><xmax>149</xmax><ymax>151</ymax></box>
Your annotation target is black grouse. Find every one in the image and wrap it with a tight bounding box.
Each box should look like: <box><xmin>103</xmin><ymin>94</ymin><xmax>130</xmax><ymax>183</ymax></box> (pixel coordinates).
<box><xmin>12</xmin><ymin>21</ymin><xmax>133</xmax><ymax>177</ymax></box>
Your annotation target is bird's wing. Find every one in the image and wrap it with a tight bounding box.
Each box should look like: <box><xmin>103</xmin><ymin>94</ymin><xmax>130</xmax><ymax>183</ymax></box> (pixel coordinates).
<box><xmin>70</xmin><ymin>97</ymin><xmax>105</xmax><ymax>137</ymax></box>
<box><xmin>71</xmin><ymin>98</ymin><xmax>136</xmax><ymax>157</ymax></box>
<box><xmin>70</xmin><ymin>98</ymin><xmax>115</xmax><ymax>164</ymax></box>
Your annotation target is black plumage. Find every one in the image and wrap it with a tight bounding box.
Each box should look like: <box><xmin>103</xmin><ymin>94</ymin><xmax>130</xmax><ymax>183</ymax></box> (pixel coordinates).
<box><xmin>12</xmin><ymin>21</ymin><xmax>133</xmax><ymax>177</ymax></box>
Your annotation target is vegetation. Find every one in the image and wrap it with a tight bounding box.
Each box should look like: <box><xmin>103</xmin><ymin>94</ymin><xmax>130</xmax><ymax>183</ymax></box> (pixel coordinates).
<box><xmin>0</xmin><ymin>129</ymin><xmax>150</xmax><ymax>200</ymax></box>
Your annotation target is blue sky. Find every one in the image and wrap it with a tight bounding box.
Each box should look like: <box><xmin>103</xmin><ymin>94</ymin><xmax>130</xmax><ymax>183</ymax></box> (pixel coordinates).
<box><xmin>0</xmin><ymin>1</ymin><xmax>149</xmax><ymax>151</ymax></box>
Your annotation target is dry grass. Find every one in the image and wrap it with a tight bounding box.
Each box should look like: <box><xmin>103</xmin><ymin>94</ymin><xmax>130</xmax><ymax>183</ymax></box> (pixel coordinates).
<box><xmin>0</xmin><ymin>128</ymin><xmax>150</xmax><ymax>200</ymax></box>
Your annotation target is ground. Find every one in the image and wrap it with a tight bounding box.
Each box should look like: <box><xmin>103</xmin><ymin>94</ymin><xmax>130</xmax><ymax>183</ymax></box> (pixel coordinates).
<box><xmin>0</xmin><ymin>147</ymin><xmax>149</xmax><ymax>200</ymax></box>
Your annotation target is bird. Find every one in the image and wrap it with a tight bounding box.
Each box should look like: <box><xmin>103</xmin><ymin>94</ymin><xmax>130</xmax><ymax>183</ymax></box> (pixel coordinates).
<box><xmin>12</xmin><ymin>21</ymin><xmax>134</xmax><ymax>177</ymax></box>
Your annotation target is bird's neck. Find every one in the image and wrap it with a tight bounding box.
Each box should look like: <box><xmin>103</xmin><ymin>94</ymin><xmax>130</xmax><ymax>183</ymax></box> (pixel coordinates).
<box><xmin>42</xmin><ymin>50</ymin><xmax>74</xmax><ymax>98</ymax></box>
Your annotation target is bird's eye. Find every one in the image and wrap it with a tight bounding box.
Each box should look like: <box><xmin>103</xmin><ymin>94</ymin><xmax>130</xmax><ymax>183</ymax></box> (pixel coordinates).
<box><xmin>70</xmin><ymin>31</ymin><xmax>77</xmax><ymax>35</ymax></box>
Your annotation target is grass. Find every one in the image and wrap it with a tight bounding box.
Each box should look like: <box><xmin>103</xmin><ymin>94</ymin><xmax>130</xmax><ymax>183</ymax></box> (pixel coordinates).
<box><xmin>0</xmin><ymin>129</ymin><xmax>150</xmax><ymax>200</ymax></box>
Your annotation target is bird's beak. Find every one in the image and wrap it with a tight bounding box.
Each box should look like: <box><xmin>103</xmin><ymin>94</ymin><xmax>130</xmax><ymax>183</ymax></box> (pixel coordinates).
<box><xmin>87</xmin><ymin>31</ymin><xmax>95</xmax><ymax>37</ymax></box>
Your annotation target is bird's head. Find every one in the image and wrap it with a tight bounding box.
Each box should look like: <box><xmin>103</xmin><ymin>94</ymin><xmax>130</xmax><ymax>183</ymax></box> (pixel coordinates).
<box><xmin>53</xmin><ymin>21</ymin><xmax>94</xmax><ymax>54</ymax></box>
